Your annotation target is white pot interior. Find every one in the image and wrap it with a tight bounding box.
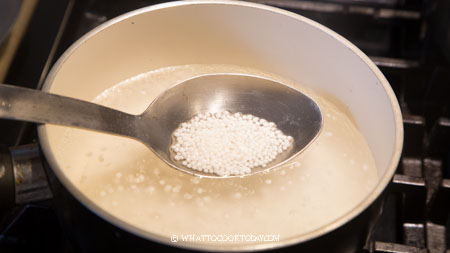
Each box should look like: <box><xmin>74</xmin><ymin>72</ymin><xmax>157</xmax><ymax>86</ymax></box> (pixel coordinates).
<box><xmin>39</xmin><ymin>1</ymin><xmax>403</xmax><ymax>251</ymax></box>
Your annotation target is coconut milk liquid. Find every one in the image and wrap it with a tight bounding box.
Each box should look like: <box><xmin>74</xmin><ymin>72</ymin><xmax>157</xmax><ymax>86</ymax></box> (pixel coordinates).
<box><xmin>48</xmin><ymin>64</ymin><xmax>378</xmax><ymax>245</ymax></box>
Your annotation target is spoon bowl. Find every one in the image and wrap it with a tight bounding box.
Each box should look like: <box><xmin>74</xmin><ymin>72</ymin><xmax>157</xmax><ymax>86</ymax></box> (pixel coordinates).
<box><xmin>0</xmin><ymin>73</ymin><xmax>322</xmax><ymax>178</ymax></box>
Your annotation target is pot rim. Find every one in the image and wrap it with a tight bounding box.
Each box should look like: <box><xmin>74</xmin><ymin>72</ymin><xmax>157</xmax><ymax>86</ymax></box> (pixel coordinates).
<box><xmin>37</xmin><ymin>0</ymin><xmax>404</xmax><ymax>251</ymax></box>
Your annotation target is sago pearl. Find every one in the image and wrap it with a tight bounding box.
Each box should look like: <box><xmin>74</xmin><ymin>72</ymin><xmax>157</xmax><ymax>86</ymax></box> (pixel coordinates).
<box><xmin>170</xmin><ymin>111</ymin><xmax>293</xmax><ymax>176</ymax></box>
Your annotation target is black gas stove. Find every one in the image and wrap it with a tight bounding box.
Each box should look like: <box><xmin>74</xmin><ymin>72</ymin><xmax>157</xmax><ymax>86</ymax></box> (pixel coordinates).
<box><xmin>0</xmin><ymin>0</ymin><xmax>449</xmax><ymax>252</ymax></box>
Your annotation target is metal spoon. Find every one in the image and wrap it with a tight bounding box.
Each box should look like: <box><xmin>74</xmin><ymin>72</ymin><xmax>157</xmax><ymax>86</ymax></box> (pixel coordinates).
<box><xmin>0</xmin><ymin>74</ymin><xmax>322</xmax><ymax>178</ymax></box>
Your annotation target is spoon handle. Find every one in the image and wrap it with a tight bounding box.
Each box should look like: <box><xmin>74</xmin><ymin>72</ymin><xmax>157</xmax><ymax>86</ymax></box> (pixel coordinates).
<box><xmin>0</xmin><ymin>84</ymin><xmax>138</xmax><ymax>138</ymax></box>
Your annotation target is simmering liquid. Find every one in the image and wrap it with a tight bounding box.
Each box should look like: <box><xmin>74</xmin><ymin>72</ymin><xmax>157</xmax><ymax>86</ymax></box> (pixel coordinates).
<box><xmin>48</xmin><ymin>64</ymin><xmax>378</xmax><ymax>246</ymax></box>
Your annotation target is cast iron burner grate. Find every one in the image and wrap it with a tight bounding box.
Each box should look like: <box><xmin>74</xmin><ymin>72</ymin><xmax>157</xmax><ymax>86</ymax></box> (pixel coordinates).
<box><xmin>1</xmin><ymin>0</ymin><xmax>449</xmax><ymax>252</ymax></box>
